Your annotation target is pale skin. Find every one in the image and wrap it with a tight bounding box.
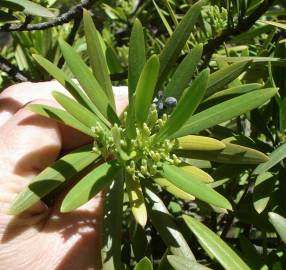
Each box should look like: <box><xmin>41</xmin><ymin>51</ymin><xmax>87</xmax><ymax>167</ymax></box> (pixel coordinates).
<box><xmin>0</xmin><ymin>81</ymin><xmax>128</xmax><ymax>270</ymax></box>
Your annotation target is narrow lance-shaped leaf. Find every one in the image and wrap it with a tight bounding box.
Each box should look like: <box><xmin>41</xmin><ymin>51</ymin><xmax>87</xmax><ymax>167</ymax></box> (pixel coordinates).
<box><xmin>135</xmin><ymin>55</ymin><xmax>160</xmax><ymax>125</ymax></box>
<box><xmin>9</xmin><ymin>145</ymin><xmax>99</xmax><ymax>215</ymax></box>
<box><xmin>254</xmin><ymin>141</ymin><xmax>286</xmax><ymax>175</ymax></box>
<box><xmin>52</xmin><ymin>91</ymin><xmax>108</xmax><ymax>131</ymax></box>
<box><xmin>160</xmin><ymin>163</ymin><xmax>232</xmax><ymax>210</ymax></box>
<box><xmin>206</xmin><ymin>61</ymin><xmax>251</xmax><ymax>97</ymax></box>
<box><xmin>158</xmin><ymin>0</ymin><xmax>207</xmax><ymax>87</ymax></box>
<box><xmin>173</xmin><ymin>88</ymin><xmax>278</xmax><ymax>138</ymax></box>
<box><xmin>144</xmin><ymin>183</ymin><xmax>195</xmax><ymax>259</ymax></box>
<box><xmin>164</xmin><ymin>44</ymin><xmax>203</xmax><ymax>100</ymax></box>
<box><xmin>101</xmin><ymin>173</ymin><xmax>124</xmax><ymax>270</ymax></box>
<box><xmin>58</xmin><ymin>39</ymin><xmax>119</xmax><ymax>124</ymax></box>
<box><xmin>2</xmin><ymin>0</ymin><xmax>54</xmax><ymax>17</ymax></box>
<box><xmin>134</xmin><ymin>257</ymin><xmax>153</xmax><ymax>270</ymax></box>
<box><xmin>153</xmin><ymin>0</ymin><xmax>173</xmax><ymax>36</ymax></box>
<box><xmin>268</xmin><ymin>212</ymin><xmax>286</xmax><ymax>244</ymax></box>
<box><xmin>154</xmin><ymin>69</ymin><xmax>209</xmax><ymax>143</ymax></box>
<box><xmin>126</xmin><ymin>174</ymin><xmax>148</xmax><ymax>228</ymax></box>
<box><xmin>167</xmin><ymin>255</ymin><xmax>212</xmax><ymax>270</ymax></box>
<box><xmin>61</xmin><ymin>160</ymin><xmax>121</xmax><ymax>212</ymax></box>
<box><xmin>128</xmin><ymin>18</ymin><xmax>146</xmax><ymax>99</ymax></box>
<box><xmin>177</xmin><ymin>135</ymin><xmax>225</xmax><ymax>151</ymax></box>
<box><xmin>176</xmin><ymin>142</ymin><xmax>269</xmax><ymax>164</ymax></box>
<box><xmin>83</xmin><ymin>9</ymin><xmax>115</xmax><ymax>106</ymax></box>
<box><xmin>183</xmin><ymin>215</ymin><xmax>251</xmax><ymax>270</ymax></box>
<box><xmin>33</xmin><ymin>54</ymin><xmax>107</xmax><ymax>121</ymax></box>
<box><xmin>28</xmin><ymin>104</ymin><xmax>94</xmax><ymax>137</ymax></box>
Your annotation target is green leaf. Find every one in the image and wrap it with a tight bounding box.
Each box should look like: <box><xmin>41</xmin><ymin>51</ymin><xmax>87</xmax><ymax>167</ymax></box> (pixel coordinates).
<box><xmin>134</xmin><ymin>257</ymin><xmax>153</xmax><ymax>270</ymax></box>
<box><xmin>52</xmin><ymin>91</ymin><xmax>108</xmax><ymax>131</ymax></box>
<box><xmin>206</xmin><ymin>61</ymin><xmax>251</xmax><ymax>97</ymax></box>
<box><xmin>164</xmin><ymin>44</ymin><xmax>203</xmax><ymax>100</ymax></box>
<box><xmin>183</xmin><ymin>216</ymin><xmax>251</xmax><ymax>270</ymax></box>
<box><xmin>176</xmin><ymin>142</ymin><xmax>269</xmax><ymax>164</ymax></box>
<box><xmin>173</xmin><ymin>88</ymin><xmax>278</xmax><ymax>137</ymax></box>
<box><xmin>9</xmin><ymin>145</ymin><xmax>99</xmax><ymax>215</ymax></box>
<box><xmin>0</xmin><ymin>11</ymin><xmax>17</xmax><ymax>22</ymax></box>
<box><xmin>154</xmin><ymin>69</ymin><xmax>209</xmax><ymax>142</ymax></box>
<box><xmin>126</xmin><ymin>175</ymin><xmax>148</xmax><ymax>228</ymax></box>
<box><xmin>33</xmin><ymin>54</ymin><xmax>109</xmax><ymax>126</ymax></box>
<box><xmin>101</xmin><ymin>173</ymin><xmax>124</xmax><ymax>270</ymax></box>
<box><xmin>158</xmin><ymin>0</ymin><xmax>207</xmax><ymax>87</ymax></box>
<box><xmin>128</xmin><ymin>18</ymin><xmax>146</xmax><ymax>99</ymax></box>
<box><xmin>167</xmin><ymin>255</ymin><xmax>212</xmax><ymax>270</ymax></box>
<box><xmin>2</xmin><ymin>0</ymin><xmax>54</xmax><ymax>17</ymax></box>
<box><xmin>28</xmin><ymin>104</ymin><xmax>94</xmax><ymax>137</ymax></box>
<box><xmin>58</xmin><ymin>39</ymin><xmax>119</xmax><ymax>124</ymax></box>
<box><xmin>177</xmin><ymin>135</ymin><xmax>225</xmax><ymax>151</ymax></box>
<box><xmin>61</xmin><ymin>160</ymin><xmax>121</xmax><ymax>212</ymax></box>
<box><xmin>254</xmin><ymin>141</ymin><xmax>286</xmax><ymax>175</ymax></box>
<box><xmin>268</xmin><ymin>212</ymin><xmax>286</xmax><ymax>244</ymax></box>
<box><xmin>135</xmin><ymin>55</ymin><xmax>160</xmax><ymax>125</ymax></box>
<box><xmin>83</xmin><ymin>10</ymin><xmax>115</xmax><ymax>106</ymax></box>
<box><xmin>160</xmin><ymin>163</ymin><xmax>232</xmax><ymax>210</ymax></box>
<box><xmin>153</xmin><ymin>0</ymin><xmax>173</xmax><ymax>36</ymax></box>
<box><xmin>144</xmin><ymin>184</ymin><xmax>195</xmax><ymax>259</ymax></box>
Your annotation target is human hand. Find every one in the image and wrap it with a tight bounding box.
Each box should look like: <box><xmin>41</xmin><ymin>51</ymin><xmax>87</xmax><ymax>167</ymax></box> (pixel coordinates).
<box><xmin>0</xmin><ymin>81</ymin><xmax>128</xmax><ymax>270</ymax></box>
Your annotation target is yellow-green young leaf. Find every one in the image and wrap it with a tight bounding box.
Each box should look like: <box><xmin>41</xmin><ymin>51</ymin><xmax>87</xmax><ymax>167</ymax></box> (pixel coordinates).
<box><xmin>254</xmin><ymin>141</ymin><xmax>286</xmax><ymax>175</ymax></box>
<box><xmin>164</xmin><ymin>44</ymin><xmax>203</xmax><ymax>100</ymax></box>
<box><xmin>180</xmin><ymin>165</ymin><xmax>214</xmax><ymax>183</ymax></box>
<box><xmin>28</xmin><ymin>104</ymin><xmax>94</xmax><ymax>137</ymax></box>
<box><xmin>154</xmin><ymin>69</ymin><xmax>209</xmax><ymax>143</ymax></box>
<box><xmin>177</xmin><ymin>135</ymin><xmax>225</xmax><ymax>151</ymax></box>
<box><xmin>144</xmin><ymin>184</ymin><xmax>195</xmax><ymax>259</ymax></box>
<box><xmin>135</xmin><ymin>55</ymin><xmax>160</xmax><ymax>126</ymax></box>
<box><xmin>33</xmin><ymin>54</ymin><xmax>107</xmax><ymax>124</ymax></box>
<box><xmin>61</xmin><ymin>161</ymin><xmax>121</xmax><ymax>212</ymax></box>
<box><xmin>101</xmin><ymin>174</ymin><xmax>124</xmax><ymax>269</ymax></box>
<box><xmin>253</xmin><ymin>172</ymin><xmax>276</xmax><ymax>214</ymax></box>
<box><xmin>183</xmin><ymin>215</ymin><xmax>251</xmax><ymax>270</ymax></box>
<box><xmin>2</xmin><ymin>0</ymin><xmax>54</xmax><ymax>17</ymax></box>
<box><xmin>134</xmin><ymin>257</ymin><xmax>153</xmax><ymax>270</ymax></box>
<box><xmin>83</xmin><ymin>10</ymin><xmax>115</xmax><ymax>106</ymax></box>
<box><xmin>173</xmin><ymin>88</ymin><xmax>278</xmax><ymax>137</ymax></box>
<box><xmin>167</xmin><ymin>255</ymin><xmax>211</xmax><ymax>270</ymax></box>
<box><xmin>161</xmin><ymin>163</ymin><xmax>232</xmax><ymax>210</ymax></box>
<box><xmin>58</xmin><ymin>39</ymin><xmax>119</xmax><ymax>124</ymax></box>
<box><xmin>158</xmin><ymin>0</ymin><xmax>207</xmax><ymax>87</ymax></box>
<box><xmin>206</xmin><ymin>61</ymin><xmax>251</xmax><ymax>97</ymax></box>
<box><xmin>128</xmin><ymin>18</ymin><xmax>146</xmax><ymax>99</ymax></box>
<box><xmin>52</xmin><ymin>91</ymin><xmax>108</xmax><ymax>131</ymax></box>
<box><xmin>154</xmin><ymin>177</ymin><xmax>195</xmax><ymax>201</ymax></box>
<box><xmin>176</xmin><ymin>142</ymin><xmax>269</xmax><ymax>164</ymax></box>
<box><xmin>126</xmin><ymin>175</ymin><xmax>148</xmax><ymax>228</ymax></box>
<box><xmin>9</xmin><ymin>145</ymin><xmax>99</xmax><ymax>215</ymax></box>
<box><xmin>204</xmin><ymin>83</ymin><xmax>262</xmax><ymax>103</ymax></box>
<box><xmin>261</xmin><ymin>20</ymin><xmax>286</xmax><ymax>30</ymax></box>
<box><xmin>269</xmin><ymin>212</ymin><xmax>286</xmax><ymax>244</ymax></box>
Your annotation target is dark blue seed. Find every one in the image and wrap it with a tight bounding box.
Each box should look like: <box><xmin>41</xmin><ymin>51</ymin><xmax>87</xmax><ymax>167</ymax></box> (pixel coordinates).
<box><xmin>164</xmin><ymin>96</ymin><xmax>177</xmax><ymax>107</ymax></box>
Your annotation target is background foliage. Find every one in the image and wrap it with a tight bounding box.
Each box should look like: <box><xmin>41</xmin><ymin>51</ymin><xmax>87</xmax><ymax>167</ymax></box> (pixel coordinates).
<box><xmin>1</xmin><ymin>0</ymin><xmax>286</xmax><ymax>269</ymax></box>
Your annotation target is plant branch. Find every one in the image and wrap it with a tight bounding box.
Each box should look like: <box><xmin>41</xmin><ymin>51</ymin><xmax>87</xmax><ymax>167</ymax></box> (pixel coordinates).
<box><xmin>0</xmin><ymin>55</ymin><xmax>29</xmax><ymax>82</ymax></box>
<box><xmin>202</xmin><ymin>0</ymin><xmax>276</xmax><ymax>66</ymax></box>
<box><xmin>0</xmin><ymin>0</ymin><xmax>96</xmax><ymax>32</ymax></box>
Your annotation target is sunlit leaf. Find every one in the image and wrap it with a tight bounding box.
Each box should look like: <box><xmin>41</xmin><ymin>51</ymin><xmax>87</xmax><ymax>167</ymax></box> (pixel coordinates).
<box><xmin>160</xmin><ymin>163</ymin><xmax>232</xmax><ymax>210</ymax></box>
<box><xmin>173</xmin><ymin>88</ymin><xmax>278</xmax><ymax>137</ymax></box>
<box><xmin>134</xmin><ymin>257</ymin><xmax>153</xmax><ymax>270</ymax></box>
<box><xmin>167</xmin><ymin>255</ymin><xmax>212</xmax><ymax>270</ymax></box>
<box><xmin>135</xmin><ymin>55</ymin><xmax>160</xmax><ymax>125</ymax></box>
<box><xmin>61</xmin><ymin>160</ymin><xmax>121</xmax><ymax>212</ymax></box>
<box><xmin>268</xmin><ymin>212</ymin><xmax>286</xmax><ymax>244</ymax></box>
<box><xmin>9</xmin><ymin>145</ymin><xmax>99</xmax><ymax>215</ymax></box>
<box><xmin>183</xmin><ymin>216</ymin><xmax>251</xmax><ymax>270</ymax></box>
<box><xmin>83</xmin><ymin>9</ymin><xmax>115</xmax><ymax>106</ymax></box>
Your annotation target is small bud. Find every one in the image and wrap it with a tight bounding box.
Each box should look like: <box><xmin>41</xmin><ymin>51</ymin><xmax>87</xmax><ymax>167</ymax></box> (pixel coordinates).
<box><xmin>142</xmin><ymin>123</ymin><xmax>151</xmax><ymax>137</ymax></box>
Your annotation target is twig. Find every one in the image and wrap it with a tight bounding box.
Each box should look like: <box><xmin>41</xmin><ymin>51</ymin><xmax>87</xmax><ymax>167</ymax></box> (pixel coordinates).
<box><xmin>202</xmin><ymin>0</ymin><xmax>275</xmax><ymax>66</ymax></box>
<box><xmin>0</xmin><ymin>0</ymin><xmax>95</xmax><ymax>32</ymax></box>
<box><xmin>0</xmin><ymin>55</ymin><xmax>29</xmax><ymax>82</ymax></box>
